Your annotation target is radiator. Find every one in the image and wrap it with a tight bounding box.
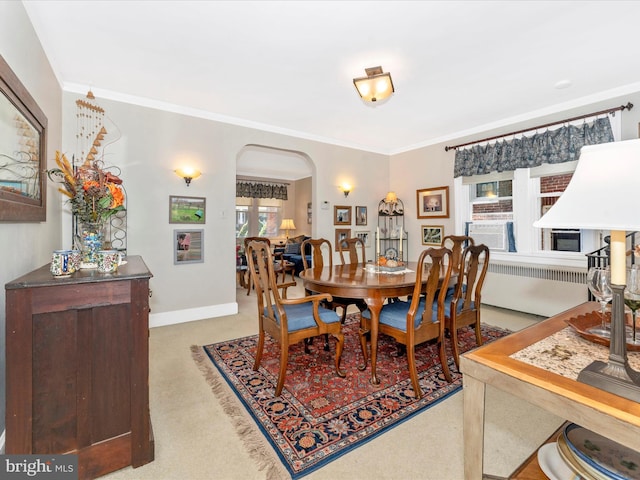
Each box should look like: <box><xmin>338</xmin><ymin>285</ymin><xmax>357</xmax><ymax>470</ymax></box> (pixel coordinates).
<box><xmin>482</xmin><ymin>261</ymin><xmax>588</xmax><ymax>317</ymax></box>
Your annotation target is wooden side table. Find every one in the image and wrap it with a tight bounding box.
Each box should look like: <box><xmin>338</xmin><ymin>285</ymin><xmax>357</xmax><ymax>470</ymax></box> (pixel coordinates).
<box><xmin>460</xmin><ymin>302</ymin><xmax>640</xmax><ymax>480</ymax></box>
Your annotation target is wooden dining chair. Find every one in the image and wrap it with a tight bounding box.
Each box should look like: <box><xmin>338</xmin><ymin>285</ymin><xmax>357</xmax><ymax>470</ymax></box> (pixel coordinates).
<box><xmin>339</xmin><ymin>237</ymin><xmax>366</xmax><ymax>266</ymax></box>
<box><xmin>359</xmin><ymin>246</ymin><xmax>454</xmax><ymax>399</ymax></box>
<box><xmin>442</xmin><ymin>234</ymin><xmax>475</xmax><ymax>274</ymax></box>
<box><xmin>246</xmin><ymin>240</ymin><xmax>345</xmax><ymax>396</ymax></box>
<box><xmin>444</xmin><ymin>244</ymin><xmax>490</xmax><ymax>369</ymax></box>
<box><xmin>244</xmin><ymin>236</ymin><xmax>291</xmax><ymax>296</ymax></box>
<box><xmin>301</xmin><ymin>238</ymin><xmax>367</xmax><ymax>351</ymax></box>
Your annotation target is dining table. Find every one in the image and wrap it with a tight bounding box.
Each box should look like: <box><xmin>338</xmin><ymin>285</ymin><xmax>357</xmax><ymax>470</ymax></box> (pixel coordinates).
<box><xmin>299</xmin><ymin>262</ymin><xmax>454</xmax><ymax>385</ymax></box>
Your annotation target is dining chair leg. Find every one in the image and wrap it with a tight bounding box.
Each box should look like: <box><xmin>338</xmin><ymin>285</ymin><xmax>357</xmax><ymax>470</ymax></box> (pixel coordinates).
<box><xmin>407</xmin><ymin>342</ymin><xmax>422</xmax><ymax>399</ymax></box>
<box><xmin>474</xmin><ymin>315</ymin><xmax>483</xmax><ymax>347</ymax></box>
<box><xmin>439</xmin><ymin>339</ymin><xmax>453</xmax><ymax>382</ymax></box>
<box><xmin>253</xmin><ymin>329</ymin><xmax>266</xmax><ymax>371</ymax></box>
<box><xmin>358</xmin><ymin>319</ymin><xmax>369</xmax><ymax>371</ymax></box>
<box><xmin>450</xmin><ymin>321</ymin><xmax>462</xmax><ymax>370</ymax></box>
<box><xmin>333</xmin><ymin>332</ymin><xmax>346</xmax><ymax>378</ymax></box>
<box><xmin>275</xmin><ymin>346</ymin><xmax>289</xmax><ymax>396</ymax></box>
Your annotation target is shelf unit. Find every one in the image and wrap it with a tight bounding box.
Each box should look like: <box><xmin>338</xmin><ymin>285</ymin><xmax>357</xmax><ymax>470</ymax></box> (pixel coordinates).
<box><xmin>377</xmin><ymin>196</ymin><xmax>406</xmax><ymax>263</ymax></box>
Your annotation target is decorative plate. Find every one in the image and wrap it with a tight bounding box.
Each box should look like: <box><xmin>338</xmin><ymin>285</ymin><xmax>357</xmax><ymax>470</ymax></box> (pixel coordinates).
<box><xmin>537</xmin><ymin>442</ymin><xmax>580</xmax><ymax>480</ymax></box>
<box><xmin>565</xmin><ymin>311</ymin><xmax>640</xmax><ymax>352</ymax></box>
<box><xmin>556</xmin><ymin>433</ymin><xmax>600</xmax><ymax>480</ymax></box>
<box><xmin>384</xmin><ymin>247</ymin><xmax>398</xmax><ymax>260</ymax></box>
<box><xmin>564</xmin><ymin>423</ymin><xmax>640</xmax><ymax>480</ymax></box>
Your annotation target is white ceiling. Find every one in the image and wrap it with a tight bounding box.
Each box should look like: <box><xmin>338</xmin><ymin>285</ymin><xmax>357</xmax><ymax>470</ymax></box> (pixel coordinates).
<box><xmin>22</xmin><ymin>0</ymin><xmax>640</xmax><ymax>178</ymax></box>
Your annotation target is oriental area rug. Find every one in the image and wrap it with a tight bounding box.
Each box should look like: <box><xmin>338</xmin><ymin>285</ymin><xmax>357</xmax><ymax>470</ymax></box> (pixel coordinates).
<box><xmin>191</xmin><ymin>314</ymin><xmax>510</xmax><ymax>479</ymax></box>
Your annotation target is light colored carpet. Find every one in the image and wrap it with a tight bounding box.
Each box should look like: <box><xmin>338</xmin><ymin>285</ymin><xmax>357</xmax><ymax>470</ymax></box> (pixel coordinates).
<box><xmin>102</xmin><ymin>282</ymin><xmax>563</xmax><ymax>480</ymax></box>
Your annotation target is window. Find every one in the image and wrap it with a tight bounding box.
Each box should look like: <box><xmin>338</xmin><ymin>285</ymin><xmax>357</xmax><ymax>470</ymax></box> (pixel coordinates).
<box><xmin>470</xmin><ymin>180</ymin><xmax>513</xmax><ymax>222</ymax></box>
<box><xmin>236</xmin><ymin>197</ymin><xmax>282</xmax><ymax>239</ymax></box>
<box><xmin>456</xmin><ymin>163</ymin><xmax>600</xmax><ymax>258</ymax></box>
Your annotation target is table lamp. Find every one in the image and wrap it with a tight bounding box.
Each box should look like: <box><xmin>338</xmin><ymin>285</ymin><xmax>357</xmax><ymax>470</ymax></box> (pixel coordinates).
<box><xmin>534</xmin><ymin>138</ymin><xmax>640</xmax><ymax>401</ymax></box>
<box><xmin>280</xmin><ymin>218</ymin><xmax>296</xmax><ymax>240</ymax></box>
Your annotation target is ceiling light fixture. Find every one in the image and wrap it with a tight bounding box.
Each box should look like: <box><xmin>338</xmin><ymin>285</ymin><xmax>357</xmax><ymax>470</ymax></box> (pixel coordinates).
<box><xmin>353</xmin><ymin>66</ymin><xmax>395</xmax><ymax>103</ymax></box>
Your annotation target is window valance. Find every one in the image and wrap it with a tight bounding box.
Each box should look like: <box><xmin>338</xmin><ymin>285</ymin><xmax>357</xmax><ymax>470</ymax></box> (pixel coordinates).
<box><xmin>453</xmin><ymin>117</ymin><xmax>614</xmax><ymax>178</ymax></box>
<box><xmin>236</xmin><ymin>181</ymin><xmax>288</xmax><ymax>200</ymax></box>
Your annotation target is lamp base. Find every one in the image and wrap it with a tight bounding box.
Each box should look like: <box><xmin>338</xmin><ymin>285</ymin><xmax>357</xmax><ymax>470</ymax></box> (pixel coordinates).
<box><xmin>577</xmin><ymin>283</ymin><xmax>640</xmax><ymax>402</ymax></box>
<box><xmin>577</xmin><ymin>359</ymin><xmax>640</xmax><ymax>402</ymax></box>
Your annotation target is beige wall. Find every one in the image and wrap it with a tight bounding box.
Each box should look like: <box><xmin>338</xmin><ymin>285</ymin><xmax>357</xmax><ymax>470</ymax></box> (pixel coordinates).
<box><xmin>0</xmin><ymin>1</ymin><xmax>63</xmax><ymax>436</ymax></box>
<box><xmin>60</xmin><ymin>95</ymin><xmax>390</xmax><ymax>325</ymax></box>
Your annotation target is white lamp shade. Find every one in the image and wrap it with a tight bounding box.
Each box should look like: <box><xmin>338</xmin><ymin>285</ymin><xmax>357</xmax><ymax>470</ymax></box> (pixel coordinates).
<box><xmin>534</xmin><ymin>139</ymin><xmax>640</xmax><ymax>232</ymax></box>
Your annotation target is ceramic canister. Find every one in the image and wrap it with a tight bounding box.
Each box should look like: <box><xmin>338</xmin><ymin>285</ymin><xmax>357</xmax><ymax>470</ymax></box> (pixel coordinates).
<box><xmin>69</xmin><ymin>249</ymin><xmax>82</xmax><ymax>272</ymax></box>
<box><xmin>97</xmin><ymin>250</ymin><xmax>121</xmax><ymax>273</ymax></box>
<box><xmin>50</xmin><ymin>249</ymin><xmax>75</xmax><ymax>276</ymax></box>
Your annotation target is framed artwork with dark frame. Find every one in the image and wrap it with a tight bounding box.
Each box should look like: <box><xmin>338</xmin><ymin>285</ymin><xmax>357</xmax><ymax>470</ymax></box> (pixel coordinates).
<box><xmin>174</xmin><ymin>229</ymin><xmax>204</xmax><ymax>264</ymax></box>
<box><xmin>335</xmin><ymin>228</ymin><xmax>351</xmax><ymax>251</ymax></box>
<box><xmin>355</xmin><ymin>230</ymin><xmax>371</xmax><ymax>247</ymax></box>
<box><xmin>334</xmin><ymin>205</ymin><xmax>352</xmax><ymax>225</ymax></box>
<box><xmin>355</xmin><ymin>205</ymin><xmax>367</xmax><ymax>225</ymax></box>
<box><xmin>421</xmin><ymin>225</ymin><xmax>444</xmax><ymax>246</ymax></box>
<box><xmin>417</xmin><ymin>186</ymin><xmax>449</xmax><ymax>219</ymax></box>
<box><xmin>0</xmin><ymin>54</ymin><xmax>47</xmax><ymax>221</ymax></box>
<box><xmin>169</xmin><ymin>195</ymin><xmax>206</xmax><ymax>224</ymax></box>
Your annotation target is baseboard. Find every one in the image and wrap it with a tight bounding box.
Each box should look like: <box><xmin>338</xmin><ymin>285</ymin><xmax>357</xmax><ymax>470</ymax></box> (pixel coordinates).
<box><xmin>149</xmin><ymin>302</ymin><xmax>238</xmax><ymax>328</ymax></box>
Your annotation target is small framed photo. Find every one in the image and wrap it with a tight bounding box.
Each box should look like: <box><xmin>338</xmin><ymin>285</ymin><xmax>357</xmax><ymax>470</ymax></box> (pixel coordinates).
<box><xmin>355</xmin><ymin>230</ymin><xmax>371</xmax><ymax>247</ymax></box>
<box><xmin>417</xmin><ymin>186</ymin><xmax>449</xmax><ymax>219</ymax></box>
<box><xmin>355</xmin><ymin>206</ymin><xmax>367</xmax><ymax>225</ymax></box>
<box><xmin>174</xmin><ymin>229</ymin><xmax>204</xmax><ymax>264</ymax></box>
<box><xmin>334</xmin><ymin>205</ymin><xmax>352</xmax><ymax>225</ymax></box>
<box><xmin>421</xmin><ymin>225</ymin><xmax>444</xmax><ymax>246</ymax></box>
<box><xmin>335</xmin><ymin>228</ymin><xmax>351</xmax><ymax>251</ymax></box>
<box><xmin>169</xmin><ymin>195</ymin><xmax>206</xmax><ymax>224</ymax></box>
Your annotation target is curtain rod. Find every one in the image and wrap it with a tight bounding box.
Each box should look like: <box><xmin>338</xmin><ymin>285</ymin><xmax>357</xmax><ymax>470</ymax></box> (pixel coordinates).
<box><xmin>444</xmin><ymin>102</ymin><xmax>633</xmax><ymax>152</ymax></box>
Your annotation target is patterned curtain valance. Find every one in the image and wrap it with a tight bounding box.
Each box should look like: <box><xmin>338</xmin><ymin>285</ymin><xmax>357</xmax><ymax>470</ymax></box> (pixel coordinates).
<box><xmin>453</xmin><ymin>117</ymin><xmax>614</xmax><ymax>178</ymax></box>
<box><xmin>236</xmin><ymin>181</ymin><xmax>288</xmax><ymax>200</ymax></box>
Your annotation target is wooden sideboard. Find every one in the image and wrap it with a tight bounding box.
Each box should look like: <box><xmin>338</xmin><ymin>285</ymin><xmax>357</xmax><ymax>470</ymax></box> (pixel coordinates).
<box><xmin>5</xmin><ymin>256</ymin><xmax>154</xmax><ymax>479</ymax></box>
<box><xmin>460</xmin><ymin>302</ymin><xmax>640</xmax><ymax>480</ymax></box>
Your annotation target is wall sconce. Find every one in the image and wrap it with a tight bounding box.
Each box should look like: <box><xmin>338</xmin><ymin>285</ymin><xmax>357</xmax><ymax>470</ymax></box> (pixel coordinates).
<box><xmin>175</xmin><ymin>167</ymin><xmax>201</xmax><ymax>186</ymax></box>
<box><xmin>280</xmin><ymin>218</ymin><xmax>296</xmax><ymax>239</ymax></box>
<box><xmin>353</xmin><ymin>66</ymin><xmax>395</xmax><ymax>103</ymax></box>
<box><xmin>342</xmin><ymin>184</ymin><xmax>352</xmax><ymax>198</ymax></box>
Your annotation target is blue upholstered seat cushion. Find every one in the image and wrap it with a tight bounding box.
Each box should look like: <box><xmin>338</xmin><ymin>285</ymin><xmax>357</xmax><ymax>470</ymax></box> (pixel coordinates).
<box><xmin>268</xmin><ymin>302</ymin><xmax>341</xmax><ymax>332</ymax></box>
<box><xmin>363</xmin><ymin>299</ymin><xmax>438</xmax><ymax>332</ymax></box>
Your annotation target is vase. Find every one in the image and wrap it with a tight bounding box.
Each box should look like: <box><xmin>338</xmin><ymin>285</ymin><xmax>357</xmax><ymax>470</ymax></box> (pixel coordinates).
<box><xmin>78</xmin><ymin>222</ymin><xmax>105</xmax><ymax>269</ymax></box>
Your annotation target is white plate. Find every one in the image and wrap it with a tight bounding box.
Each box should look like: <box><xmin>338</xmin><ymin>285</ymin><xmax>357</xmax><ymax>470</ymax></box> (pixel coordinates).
<box><xmin>538</xmin><ymin>443</ymin><xmax>580</xmax><ymax>480</ymax></box>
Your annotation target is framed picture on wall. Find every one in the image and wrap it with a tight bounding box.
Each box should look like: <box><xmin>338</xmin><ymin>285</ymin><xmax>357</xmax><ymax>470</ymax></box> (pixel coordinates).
<box><xmin>169</xmin><ymin>195</ymin><xmax>206</xmax><ymax>224</ymax></box>
<box><xmin>355</xmin><ymin>206</ymin><xmax>367</xmax><ymax>225</ymax></box>
<box><xmin>174</xmin><ymin>229</ymin><xmax>204</xmax><ymax>264</ymax></box>
<box><xmin>334</xmin><ymin>205</ymin><xmax>352</xmax><ymax>225</ymax></box>
<box><xmin>355</xmin><ymin>230</ymin><xmax>371</xmax><ymax>247</ymax></box>
<box><xmin>421</xmin><ymin>225</ymin><xmax>444</xmax><ymax>246</ymax></box>
<box><xmin>417</xmin><ymin>186</ymin><xmax>449</xmax><ymax>219</ymax></box>
<box><xmin>335</xmin><ymin>228</ymin><xmax>351</xmax><ymax>251</ymax></box>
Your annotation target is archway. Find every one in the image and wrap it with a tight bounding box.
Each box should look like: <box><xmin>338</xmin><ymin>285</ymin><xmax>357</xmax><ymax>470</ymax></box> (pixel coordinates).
<box><xmin>235</xmin><ymin>145</ymin><xmax>314</xmax><ymax>303</ymax></box>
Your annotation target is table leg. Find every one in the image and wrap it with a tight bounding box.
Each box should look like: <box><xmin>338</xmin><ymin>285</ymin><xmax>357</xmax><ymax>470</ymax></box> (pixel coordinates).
<box><xmin>366</xmin><ymin>296</ymin><xmax>384</xmax><ymax>385</ymax></box>
<box><xmin>463</xmin><ymin>374</ymin><xmax>486</xmax><ymax>480</ymax></box>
